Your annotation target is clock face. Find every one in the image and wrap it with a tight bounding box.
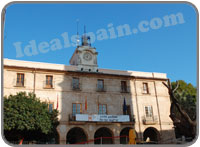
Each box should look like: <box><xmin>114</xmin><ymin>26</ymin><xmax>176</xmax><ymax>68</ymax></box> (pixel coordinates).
<box><xmin>83</xmin><ymin>52</ymin><xmax>92</xmax><ymax>61</ymax></box>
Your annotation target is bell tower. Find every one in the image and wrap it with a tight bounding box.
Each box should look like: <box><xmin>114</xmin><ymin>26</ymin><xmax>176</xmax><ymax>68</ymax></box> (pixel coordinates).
<box><xmin>69</xmin><ymin>27</ymin><xmax>98</xmax><ymax>72</ymax></box>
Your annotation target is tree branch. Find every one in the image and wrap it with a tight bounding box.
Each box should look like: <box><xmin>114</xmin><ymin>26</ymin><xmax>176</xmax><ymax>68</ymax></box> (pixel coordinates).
<box><xmin>172</xmin><ymin>81</ymin><xmax>179</xmax><ymax>93</ymax></box>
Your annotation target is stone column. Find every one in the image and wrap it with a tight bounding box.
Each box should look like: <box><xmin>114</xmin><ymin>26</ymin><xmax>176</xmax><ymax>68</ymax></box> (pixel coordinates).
<box><xmin>113</xmin><ymin>128</ymin><xmax>120</xmax><ymax>144</ymax></box>
<box><xmin>87</xmin><ymin>125</ymin><xmax>95</xmax><ymax>144</ymax></box>
<box><xmin>59</xmin><ymin>140</ymin><xmax>66</xmax><ymax>145</ymax></box>
<box><xmin>57</xmin><ymin>124</ymin><xmax>67</xmax><ymax>144</ymax></box>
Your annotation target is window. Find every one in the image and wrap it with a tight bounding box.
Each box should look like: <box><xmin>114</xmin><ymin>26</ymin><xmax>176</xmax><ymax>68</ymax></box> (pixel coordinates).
<box><xmin>72</xmin><ymin>77</ymin><xmax>80</xmax><ymax>90</ymax></box>
<box><xmin>145</xmin><ymin>106</ymin><xmax>153</xmax><ymax>118</ymax></box>
<box><xmin>16</xmin><ymin>73</ymin><xmax>24</xmax><ymax>86</ymax></box>
<box><xmin>46</xmin><ymin>75</ymin><xmax>53</xmax><ymax>88</ymax></box>
<box><xmin>143</xmin><ymin>83</ymin><xmax>149</xmax><ymax>94</ymax></box>
<box><xmin>72</xmin><ymin>103</ymin><xmax>82</xmax><ymax>116</ymax></box>
<box><xmin>121</xmin><ymin>81</ymin><xmax>127</xmax><ymax>92</ymax></box>
<box><xmin>97</xmin><ymin>79</ymin><xmax>104</xmax><ymax>91</ymax></box>
<box><xmin>48</xmin><ymin>103</ymin><xmax>54</xmax><ymax>112</ymax></box>
<box><xmin>98</xmin><ymin>104</ymin><xmax>107</xmax><ymax>114</ymax></box>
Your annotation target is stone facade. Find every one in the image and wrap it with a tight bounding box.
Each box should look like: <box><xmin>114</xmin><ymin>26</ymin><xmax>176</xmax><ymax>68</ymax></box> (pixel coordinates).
<box><xmin>3</xmin><ymin>58</ymin><xmax>175</xmax><ymax>144</ymax></box>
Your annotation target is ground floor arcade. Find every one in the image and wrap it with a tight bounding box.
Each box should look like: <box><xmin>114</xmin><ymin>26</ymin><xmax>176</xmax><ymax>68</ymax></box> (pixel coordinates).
<box><xmin>55</xmin><ymin>123</ymin><xmax>166</xmax><ymax>144</ymax></box>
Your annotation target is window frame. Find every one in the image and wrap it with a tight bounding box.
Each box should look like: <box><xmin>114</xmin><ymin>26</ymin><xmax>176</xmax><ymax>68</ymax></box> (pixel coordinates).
<box><xmin>48</xmin><ymin>102</ymin><xmax>54</xmax><ymax>112</ymax></box>
<box><xmin>72</xmin><ymin>103</ymin><xmax>82</xmax><ymax>116</ymax></box>
<box><xmin>16</xmin><ymin>73</ymin><xmax>25</xmax><ymax>87</ymax></box>
<box><xmin>97</xmin><ymin>79</ymin><xmax>104</xmax><ymax>91</ymax></box>
<box><xmin>98</xmin><ymin>104</ymin><xmax>107</xmax><ymax>115</ymax></box>
<box><xmin>143</xmin><ymin>82</ymin><xmax>149</xmax><ymax>94</ymax></box>
<box><xmin>144</xmin><ymin>106</ymin><xmax>153</xmax><ymax>118</ymax></box>
<box><xmin>72</xmin><ymin>77</ymin><xmax>80</xmax><ymax>90</ymax></box>
<box><xmin>121</xmin><ymin>81</ymin><xmax>128</xmax><ymax>92</ymax></box>
<box><xmin>45</xmin><ymin>75</ymin><xmax>53</xmax><ymax>88</ymax></box>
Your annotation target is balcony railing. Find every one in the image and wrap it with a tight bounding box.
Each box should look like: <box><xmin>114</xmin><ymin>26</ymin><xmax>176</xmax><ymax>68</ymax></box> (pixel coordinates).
<box><xmin>142</xmin><ymin>115</ymin><xmax>158</xmax><ymax>125</ymax></box>
<box><xmin>69</xmin><ymin>114</ymin><xmax>76</xmax><ymax>121</ymax></box>
<box><xmin>43</xmin><ymin>81</ymin><xmax>55</xmax><ymax>89</ymax></box>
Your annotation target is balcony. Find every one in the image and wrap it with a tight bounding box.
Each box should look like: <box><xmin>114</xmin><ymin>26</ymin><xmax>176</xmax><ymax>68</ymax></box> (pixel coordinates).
<box><xmin>43</xmin><ymin>81</ymin><xmax>55</xmax><ymax>89</ymax></box>
<box><xmin>142</xmin><ymin>115</ymin><xmax>158</xmax><ymax>125</ymax></box>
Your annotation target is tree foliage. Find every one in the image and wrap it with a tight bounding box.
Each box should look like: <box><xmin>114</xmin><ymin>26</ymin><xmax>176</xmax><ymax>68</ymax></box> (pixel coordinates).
<box><xmin>4</xmin><ymin>92</ymin><xmax>59</xmax><ymax>144</ymax></box>
<box><xmin>171</xmin><ymin>80</ymin><xmax>196</xmax><ymax>121</ymax></box>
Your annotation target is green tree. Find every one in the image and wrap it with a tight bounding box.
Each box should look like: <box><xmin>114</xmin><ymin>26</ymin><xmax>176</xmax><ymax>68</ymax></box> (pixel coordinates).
<box><xmin>4</xmin><ymin>92</ymin><xmax>59</xmax><ymax>144</ymax></box>
<box><xmin>171</xmin><ymin>80</ymin><xmax>196</xmax><ymax>121</ymax></box>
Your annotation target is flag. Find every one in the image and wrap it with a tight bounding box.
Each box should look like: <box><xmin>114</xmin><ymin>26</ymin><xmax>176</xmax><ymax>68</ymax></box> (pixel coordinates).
<box><xmin>56</xmin><ymin>94</ymin><xmax>59</xmax><ymax>110</ymax></box>
<box><xmin>85</xmin><ymin>96</ymin><xmax>87</xmax><ymax>111</ymax></box>
<box><xmin>123</xmin><ymin>97</ymin><xmax>127</xmax><ymax>114</ymax></box>
<box><xmin>19</xmin><ymin>138</ymin><xmax>24</xmax><ymax>145</ymax></box>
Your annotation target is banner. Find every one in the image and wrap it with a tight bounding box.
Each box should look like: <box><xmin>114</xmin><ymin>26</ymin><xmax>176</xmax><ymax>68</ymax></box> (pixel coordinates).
<box><xmin>76</xmin><ymin>114</ymin><xmax>130</xmax><ymax>122</ymax></box>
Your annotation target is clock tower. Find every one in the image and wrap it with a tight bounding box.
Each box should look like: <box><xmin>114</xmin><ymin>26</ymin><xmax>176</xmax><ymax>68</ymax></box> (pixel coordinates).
<box><xmin>69</xmin><ymin>33</ymin><xmax>98</xmax><ymax>72</ymax></box>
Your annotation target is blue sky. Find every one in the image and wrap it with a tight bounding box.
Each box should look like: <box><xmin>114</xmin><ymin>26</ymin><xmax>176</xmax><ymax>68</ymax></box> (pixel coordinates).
<box><xmin>4</xmin><ymin>3</ymin><xmax>197</xmax><ymax>86</ymax></box>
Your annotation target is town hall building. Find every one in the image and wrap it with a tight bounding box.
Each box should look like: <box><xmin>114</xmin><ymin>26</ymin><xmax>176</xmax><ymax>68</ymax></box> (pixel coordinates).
<box><xmin>3</xmin><ymin>34</ymin><xmax>175</xmax><ymax>144</ymax></box>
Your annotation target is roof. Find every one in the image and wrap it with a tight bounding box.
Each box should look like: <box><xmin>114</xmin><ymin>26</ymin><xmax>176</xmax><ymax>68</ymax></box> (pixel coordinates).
<box><xmin>3</xmin><ymin>58</ymin><xmax>167</xmax><ymax>79</ymax></box>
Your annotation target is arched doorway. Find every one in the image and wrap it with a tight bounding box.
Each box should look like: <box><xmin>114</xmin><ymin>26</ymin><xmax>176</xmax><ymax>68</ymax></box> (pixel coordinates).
<box><xmin>94</xmin><ymin>127</ymin><xmax>113</xmax><ymax>144</ymax></box>
<box><xmin>120</xmin><ymin>127</ymin><xmax>134</xmax><ymax>144</ymax></box>
<box><xmin>66</xmin><ymin>127</ymin><xmax>87</xmax><ymax>144</ymax></box>
<box><xmin>143</xmin><ymin>127</ymin><xmax>160</xmax><ymax>144</ymax></box>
